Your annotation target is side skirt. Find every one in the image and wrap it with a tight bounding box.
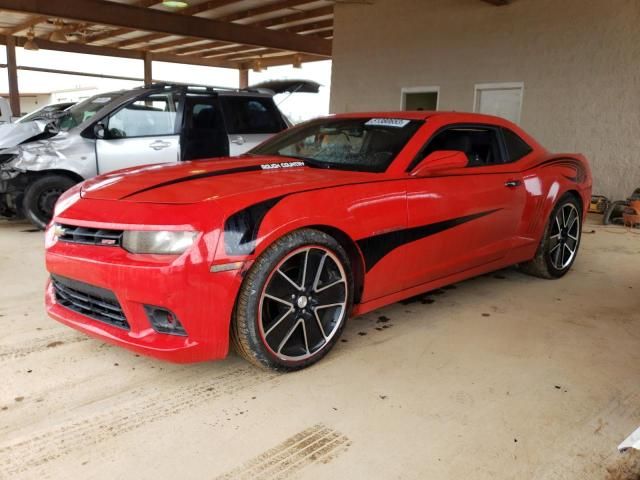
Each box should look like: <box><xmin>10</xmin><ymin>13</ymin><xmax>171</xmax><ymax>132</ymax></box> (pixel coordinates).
<box><xmin>352</xmin><ymin>256</ymin><xmax>528</xmax><ymax>317</ymax></box>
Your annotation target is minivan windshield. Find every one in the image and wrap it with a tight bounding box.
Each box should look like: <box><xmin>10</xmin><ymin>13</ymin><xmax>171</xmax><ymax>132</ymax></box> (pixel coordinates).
<box><xmin>57</xmin><ymin>94</ymin><xmax>120</xmax><ymax>131</ymax></box>
<box><xmin>250</xmin><ymin>117</ymin><xmax>422</xmax><ymax>172</ymax></box>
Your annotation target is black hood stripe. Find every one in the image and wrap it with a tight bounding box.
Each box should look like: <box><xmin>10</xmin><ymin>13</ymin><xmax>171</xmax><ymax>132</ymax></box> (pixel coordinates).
<box><xmin>356</xmin><ymin>209</ymin><xmax>501</xmax><ymax>272</ymax></box>
<box><xmin>121</xmin><ymin>164</ymin><xmax>265</xmax><ymax>200</ymax></box>
<box><xmin>224</xmin><ymin>196</ymin><xmax>285</xmax><ymax>256</ymax></box>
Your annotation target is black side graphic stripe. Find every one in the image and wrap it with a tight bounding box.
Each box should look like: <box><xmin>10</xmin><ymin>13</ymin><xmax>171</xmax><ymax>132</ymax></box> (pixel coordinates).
<box><xmin>356</xmin><ymin>209</ymin><xmax>501</xmax><ymax>272</ymax></box>
<box><xmin>224</xmin><ymin>197</ymin><xmax>285</xmax><ymax>255</ymax></box>
<box><xmin>121</xmin><ymin>164</ymin><xmax>265</xmax><ymax>199</ymax></box>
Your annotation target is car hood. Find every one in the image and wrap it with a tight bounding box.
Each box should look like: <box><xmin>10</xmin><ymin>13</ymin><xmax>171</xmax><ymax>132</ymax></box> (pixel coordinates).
<box><xmin>0</xmin><ymin>120</ymin><xmax>51</xmax><ymax>150</ymax></box>
<box><xmin>80</xmin><ymin>156</ymin><xmax>381</xmax><ymax>204</ymax></box>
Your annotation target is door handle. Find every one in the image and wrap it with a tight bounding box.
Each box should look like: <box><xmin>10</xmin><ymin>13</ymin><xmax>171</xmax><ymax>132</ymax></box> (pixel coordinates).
<box><xmin>505</xmin><ymin>180</ymin><xmax>522</xmax><ymax>188</ymax></box>
<box><xmin>149</xmin><ymin>140</ymin><xmax>171</xmax><ymax>151</ymax></box>
<box><xmin>230</xmin><ymin>135</ymin><xmax>245</xmax><ymax>146</ymax></box>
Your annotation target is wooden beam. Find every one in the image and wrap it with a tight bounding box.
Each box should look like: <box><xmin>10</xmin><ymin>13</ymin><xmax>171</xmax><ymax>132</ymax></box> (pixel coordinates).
<box><xmin>481</xmin><ymin>0</ymin><xmax>513</xmax><ymax>5</ymax></box>
<box><xmin>0</xmin><ymin>0</ymin><xmax>331</xmax><ymax>56</ymax></box>
<box><xmin>254</xmin><ymin>6</ymin><xmax>333</xmax><ymax>29</ymax></box>
<box><xmin>239</xmin><ymin>52</ymin><xmax>325</xmax><ymax>69</ymax></box>
<box><xmin>0</xmin><ymin>35</ymin><xmax>237</xmax><ymax>69</ymax></box>
<box><xmin>2</xmin><ymin>14</ymin><xmax>47</xmax><ymax>35</ymax></box>
<box><xmin>218</xmin><ymin>0</ymin><xmax>324</xmax><ymax>23</ymax></box>
<box><xmin>238</xmin><ymin>69</ymin><xmax>248</xmax><ymax>89</ymax></box>
<box><xmin>0</xmin><ymin>63</ymin><xmax>145</xmax><ymax>82</ymax></box>
<box><xmin>143</xmin><ymin>51</ymin><xmax>152</xmax><ymax>86</ymax></box>
<box><xmin>5</xmin><ymin>35</ymin><xmax>20</xmax><ymax>116</ymax></box>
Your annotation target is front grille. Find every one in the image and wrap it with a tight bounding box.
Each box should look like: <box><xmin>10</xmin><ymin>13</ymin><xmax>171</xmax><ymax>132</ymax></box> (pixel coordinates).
<box><xmin>56</xmin><ymin>224</ymin><xmax>123</xmax><ymax>247</ymax></box>
<box><xmin>52</xmin><ymin>275</ymin><xmax>129</xmax><ymax>330</ymax></box>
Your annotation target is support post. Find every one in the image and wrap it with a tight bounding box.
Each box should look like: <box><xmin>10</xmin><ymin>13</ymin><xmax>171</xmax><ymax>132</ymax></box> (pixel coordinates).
<box><xmin>5</xmin><ymin>35</ymin><xmax>20</xmax><ymax>117</ymax></box>
<box><xmin>238</xmin><ymin>68</ymin><xmax>249</xmax><ymax>89</ymax></box>
<box><xmin>143</xmin><ymin>51</ymin><xmax>152</xmax><ymax>86</ymax></box>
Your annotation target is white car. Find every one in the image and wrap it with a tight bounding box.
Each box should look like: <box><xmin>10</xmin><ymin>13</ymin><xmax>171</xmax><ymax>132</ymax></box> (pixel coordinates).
<box><xmin>0</xmin><ymin>83</ymin><xmax>299</xmax><ymax>228</ymax></box>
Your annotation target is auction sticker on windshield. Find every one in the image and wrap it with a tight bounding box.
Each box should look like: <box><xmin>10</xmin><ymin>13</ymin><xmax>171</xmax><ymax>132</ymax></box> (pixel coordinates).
<box><xmin>365</xmin><ymin>118</ymin><xmax>411</xmax><ymax>128</ymax></box>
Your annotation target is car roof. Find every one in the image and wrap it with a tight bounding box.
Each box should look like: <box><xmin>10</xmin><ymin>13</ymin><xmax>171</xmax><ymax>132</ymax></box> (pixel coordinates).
<box><xmin>328</xmin><ymin>111</ymin><xmax>512</xmax><ymax>123</ymax></box>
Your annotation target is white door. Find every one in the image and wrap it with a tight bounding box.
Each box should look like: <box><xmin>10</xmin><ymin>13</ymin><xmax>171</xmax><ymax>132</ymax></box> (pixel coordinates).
<box><xmin>96</xmin><ymin>91</ymin><xmax>181</xmax><ymax>174</ymax></box>
<box><xmin>474</xmin><ymin>83</ymin><xmax>523</xmax><ymax>124</ymax></box>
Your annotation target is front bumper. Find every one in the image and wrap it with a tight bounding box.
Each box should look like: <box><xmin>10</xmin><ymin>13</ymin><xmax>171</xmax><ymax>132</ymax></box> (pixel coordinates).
<box><xmin>45</xmin><ymin>214</ymin><xmax>243</xmax><ymax>363</ymax></box>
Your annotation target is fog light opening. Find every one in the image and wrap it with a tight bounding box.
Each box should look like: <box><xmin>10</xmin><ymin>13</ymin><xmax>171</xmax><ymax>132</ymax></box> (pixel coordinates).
<box><xmin>144</xmin><ymin>306</ymin><xmax>187</xmax><ymax>336</ymax></box>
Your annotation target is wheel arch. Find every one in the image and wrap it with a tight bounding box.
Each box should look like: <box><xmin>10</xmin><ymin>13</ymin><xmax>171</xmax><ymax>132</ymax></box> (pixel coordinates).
<box><xmin>250</xmin><ymin>221</ymin><xmax>367</xmax><ymax>306</ymax></box>
<box><xmin>306</xmin><ymin>224</ymin><xmax>366</xmax><ymax>305</ymax></box>
<box><xmin>24</xmin><ymin>169</ymin><xmax>85</xmax><ymax>184</ymax></box>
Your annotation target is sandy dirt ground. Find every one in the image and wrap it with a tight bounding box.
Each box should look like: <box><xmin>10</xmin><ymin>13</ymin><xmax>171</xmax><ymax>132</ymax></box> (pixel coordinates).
<box><xmin>1</xmin><ymin>216</ymin><xmax>639</xmax><ymax>479</ymax></box>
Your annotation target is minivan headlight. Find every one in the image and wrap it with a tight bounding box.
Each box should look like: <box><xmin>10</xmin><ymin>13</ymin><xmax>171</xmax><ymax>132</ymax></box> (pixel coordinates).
<box><xmin>122</xmin><ymin>230</ymin><xmax>197</xmax><ymax>254</ymax></box>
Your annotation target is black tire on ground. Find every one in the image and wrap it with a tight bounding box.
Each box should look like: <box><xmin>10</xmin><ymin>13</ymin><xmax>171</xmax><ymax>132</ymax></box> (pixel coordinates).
<box><xmin>231</xmin><ymin>228</ymin><xmax>354</xmax><ymax>372</ymax></box>
<box><xmin>22</xmin><ymin>175</ymin><xmax>77</xmax><ymax>230</ymax></box>
<box><xmin>602</xmin><ymin>200</ymin><xmax>628</xmax><ymax>225</ymax></box>
<box><xmin>520</xmin><ymin>193</ymin><xmax>582</xmax><ymax>279</ymax></box>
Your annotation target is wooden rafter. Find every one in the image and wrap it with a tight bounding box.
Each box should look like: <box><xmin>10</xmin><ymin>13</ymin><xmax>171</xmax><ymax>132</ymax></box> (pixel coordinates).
<box><xmin>105</xmin><ymin>2</ymin><xmax>334</xmax><ymax>50</ymax></box>
<box><xmin>481</xmin><ymin>0</ymin><xmax>513</xmax><ymax>5</ymax></box>
<box><xmin>1</xmin><ymin>14</ymin><xmax>47</xmax><ymax>35</ymax></box>
<box><xmin>0</xmin><ymin>0</ymin><xmax>332</xmax><ymax>56</ymax></box>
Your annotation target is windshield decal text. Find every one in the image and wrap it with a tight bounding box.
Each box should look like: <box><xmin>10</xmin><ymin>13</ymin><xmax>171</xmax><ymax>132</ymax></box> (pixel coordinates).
<box><xmin>260</xmin><ymin>161</ymin><xmax>305</xmax><ymax>170</ymax></box>
<box><xmin>365</xmin><ymin>118</ymin><xmax>411</xmax><ymax>128</ymax></box>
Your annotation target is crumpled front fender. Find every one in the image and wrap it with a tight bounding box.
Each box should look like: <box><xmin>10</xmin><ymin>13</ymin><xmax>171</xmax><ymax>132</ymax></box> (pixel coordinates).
<box><xmin>0</xmin><ymin>133</ymin><xmax>97</xmax><ymax>179</ymax></box>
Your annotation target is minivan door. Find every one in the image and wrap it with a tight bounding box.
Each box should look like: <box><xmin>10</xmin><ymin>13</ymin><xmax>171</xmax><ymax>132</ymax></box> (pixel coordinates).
<box><xmin>96</xmin><ymin>90</ymin><xmax>182</xmax><ymax>174</ymax></box>
<box><xmin>218</xmin><ymin>95</ymin><xmax>287</xmax><ymax>155</ymax></box>
<box><xmin>180</xmin><ymin>94</ymin><xmax>229</xmax><ymax>161</ymax></box>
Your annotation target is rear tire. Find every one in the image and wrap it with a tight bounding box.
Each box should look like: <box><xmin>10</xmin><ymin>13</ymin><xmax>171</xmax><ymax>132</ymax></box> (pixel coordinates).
<box><xmin>520</xmin><ymin>194</ymin><xmax>582</xmax><ymax>279</ymax></box>
<box><xmin>232</xmin><ymin>229</ymin><xmax>353</xmax><ymax>372</ymax></box>
<box><xmin>22</xmin><ymin>175</ymin><xmax>77</xmax><ymax>230</ymax></box>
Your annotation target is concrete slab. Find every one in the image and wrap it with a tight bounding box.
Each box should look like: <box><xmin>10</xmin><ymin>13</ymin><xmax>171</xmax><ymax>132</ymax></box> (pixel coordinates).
<box><xmin>1</xmin><ymin>216</ymin><xmax>639</xmax><ymax>479</ymax></box>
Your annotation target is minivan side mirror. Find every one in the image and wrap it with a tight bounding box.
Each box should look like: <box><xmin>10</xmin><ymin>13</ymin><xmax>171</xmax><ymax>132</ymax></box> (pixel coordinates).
<box><xmin>410</xmin><ymin>150</ymin><xmax>468</xmax><ymax>177</ymax></box>
<box><xmin>93</xmin><ymin>122</ymin><xmax>106</xmax><ymax>139</ymax></box>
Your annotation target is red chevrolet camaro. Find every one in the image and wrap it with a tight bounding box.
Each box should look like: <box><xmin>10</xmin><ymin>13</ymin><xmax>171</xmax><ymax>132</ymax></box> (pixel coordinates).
<box><xmin>45</xmin><ymin>112</ymin><xmax>592</xmax><ymax>370</ymax></box>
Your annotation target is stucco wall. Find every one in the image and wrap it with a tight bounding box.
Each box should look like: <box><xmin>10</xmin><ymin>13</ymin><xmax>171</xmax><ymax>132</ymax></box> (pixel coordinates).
<box><xmin>330</xmin><ymin>0</ymin><xmax>640</xmax><ymax>199</ymax></box>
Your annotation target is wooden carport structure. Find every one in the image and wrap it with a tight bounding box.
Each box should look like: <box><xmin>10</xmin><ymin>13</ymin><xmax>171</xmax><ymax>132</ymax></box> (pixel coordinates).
<box><xmin>0</xmin><ymin>0</ymin><xmax>335</xmax><ymax>116</ymax></box>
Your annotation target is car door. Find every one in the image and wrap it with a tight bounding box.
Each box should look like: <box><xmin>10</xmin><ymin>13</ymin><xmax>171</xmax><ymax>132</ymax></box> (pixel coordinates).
<box><xmin>180</xmin><ymin>94</ymin><xmax>229</xmax><ymax>161</ymax></box>
<box><xmin>218</xmin><ymin>95</ymin><xmax>288</xmax><ymax>155</ymax></box>
<box><xmin>402</xmin><ymin>125</ymin><xmax>526</xmax><ymax>289</ymax></box>
<box><xmin>96</xmin><ymin>90</ymin><xmax>182</xmax><ymax>174</ymax></box>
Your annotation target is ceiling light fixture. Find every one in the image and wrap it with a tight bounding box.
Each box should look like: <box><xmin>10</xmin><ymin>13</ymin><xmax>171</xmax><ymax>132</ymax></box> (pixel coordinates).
<box><xmin>162</xmin><ymin>0</ymin><xmax>189</xmax><ymax>8</ymax></box>
<box><xmin>252</xmin><ymin>58</ymin><xmax>264</xmax><ymax>73</ymax></box>
<box><xmin>292</xmin><ymin>54</ymin><xmax>303</xmax><ymax>69</ymax></box>
<box><xmin>49</xmin><ymin>19</ymin><xmax>68</xmax><ymax>43</ymax></box>
<box><xmin>24</xmin><ymin>27</ymin><xmax>39</xmax><ymax>51</ymax></box>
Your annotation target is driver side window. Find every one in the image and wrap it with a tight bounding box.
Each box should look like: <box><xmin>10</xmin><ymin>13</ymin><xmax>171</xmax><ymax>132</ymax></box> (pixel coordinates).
<box><xmin>106</xmin><ymin>92</ymin><xmax>180</xmax><ymax>139</ymax></box>
<box><xmin>422</xmin><ymin>126</ymin><xmax>503</xmax><ymax>167</ymax></box>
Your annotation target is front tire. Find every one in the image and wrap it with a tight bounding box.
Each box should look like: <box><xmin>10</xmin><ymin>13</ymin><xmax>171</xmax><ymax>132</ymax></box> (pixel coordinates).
<box><xmin>520</xmin><ymin>194</ymin><xmax>582</xmax><ymax>279</ymax></box>
<box><xmin>232</xmin><ymin>229</ymin><xmax>353</xmax><ymax>371</ymax></box>
<box><xmin>22</xmin><ymin>175</ymin><xmax>77</xmax><ymax>230</ymax></box>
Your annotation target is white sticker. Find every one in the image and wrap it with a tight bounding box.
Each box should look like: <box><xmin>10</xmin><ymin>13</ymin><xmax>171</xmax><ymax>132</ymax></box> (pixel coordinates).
<box><xmin>365</xmin><ymin>118</ymin><xmax>411</xmax><ymax>128</ymax></box>
<box><xmin>91</xmin><ymin>97</ymin><xmax>112</xmax><ymax>104</ymax></box>
<box><xmin>260</xmin><ymin>161</ymin><xmax>305</xmax><ymax>170</ymax></box>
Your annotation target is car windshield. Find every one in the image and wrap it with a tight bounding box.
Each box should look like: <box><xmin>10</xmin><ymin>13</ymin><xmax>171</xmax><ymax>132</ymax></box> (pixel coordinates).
<box><xmin>17</xmin><ymin>104</ymin><xmax>71</xmax><ymax>124</ymax></box>
<box><xmin>56</xmin><ymin>94</ymin><xmax>119</xmax><ymax>131</ymax></box>
<box><xmin>250</xmin><ymin>117</ymin><xmax>422</xmax><ymax>172</ymax></box>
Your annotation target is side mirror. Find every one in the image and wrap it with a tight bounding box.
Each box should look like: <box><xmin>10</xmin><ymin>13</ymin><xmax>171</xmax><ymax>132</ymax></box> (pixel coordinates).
<box><xmin>93</xmin><ymin>122</ymin><xmax>106</xmax><ymax>139</ymax></box>
<box><xmin>410</xmin><ymin>150</ymin><xmax>468</xmax><ymax>177</ymax></box>
<box><xmin>44</xmin><ymin>121</ymin><xmax>60</xmax><ymax>135</ymax></box>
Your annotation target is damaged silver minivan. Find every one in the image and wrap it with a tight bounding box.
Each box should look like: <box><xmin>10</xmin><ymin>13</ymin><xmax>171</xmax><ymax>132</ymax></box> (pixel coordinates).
<box><xmin>0</xmin><ymin>82</ymin><xmax>299</xmax><ymax>229</ymax></box>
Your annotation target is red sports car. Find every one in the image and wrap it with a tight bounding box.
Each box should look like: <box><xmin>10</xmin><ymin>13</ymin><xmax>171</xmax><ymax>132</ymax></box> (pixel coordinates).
<box><xmin>45</xmin><ymin>112</ymin><xmax>592</xmax><ymax>371</ymax></box>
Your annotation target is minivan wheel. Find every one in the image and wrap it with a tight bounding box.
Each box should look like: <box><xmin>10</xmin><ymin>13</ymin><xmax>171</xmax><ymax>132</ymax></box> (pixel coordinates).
<box><xmin>232</xmin><ymin>229</ymin><xmax>353</xmax><ymax>371</ymax></box>
<box><xmin>22</xmin><ymin>175</ymin><xmax>77</xmax><ymax>230</ymax></box>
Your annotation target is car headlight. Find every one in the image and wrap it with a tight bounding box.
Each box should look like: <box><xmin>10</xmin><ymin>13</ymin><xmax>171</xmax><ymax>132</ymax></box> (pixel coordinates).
<box><xmin>122</xmin><ymin>230</ymin><xmax>198</xmax><ymax>255</ymax></box>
